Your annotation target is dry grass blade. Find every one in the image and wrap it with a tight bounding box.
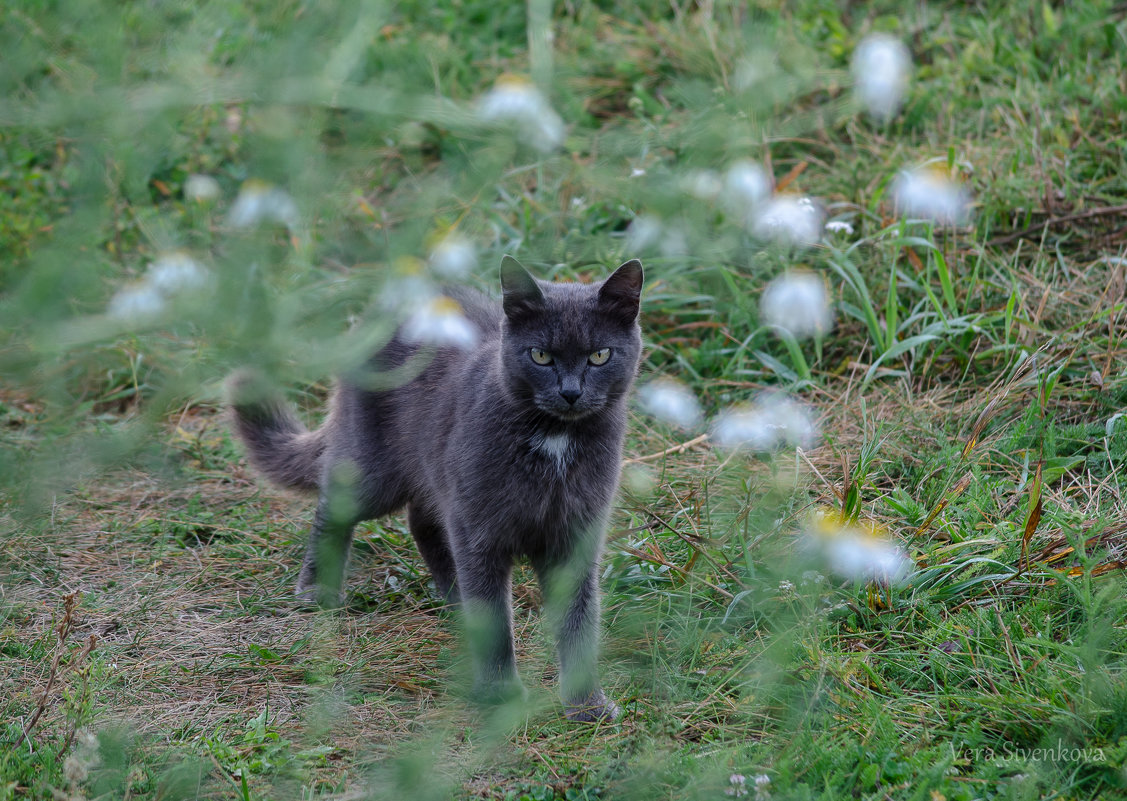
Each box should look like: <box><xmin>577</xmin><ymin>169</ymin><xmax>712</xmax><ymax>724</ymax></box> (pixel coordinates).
<box><xmin>1020</xmin><ymin>461</ymin><xmax>1044</xmax><ymax>572</ymax></box>
<box><xmin>913</xmin><ymin>471</ymin><xmax>974</xmax><ymax>539</ymax></box>
<box><xmin>773</xmin><ymin>160</ymin><xmax>808</xmax><ymax>193</ymax></box>
<box><xmin>962</xmin><ymin>342</ymin><xmax>1056</xmax><ymax>453</ymax></box>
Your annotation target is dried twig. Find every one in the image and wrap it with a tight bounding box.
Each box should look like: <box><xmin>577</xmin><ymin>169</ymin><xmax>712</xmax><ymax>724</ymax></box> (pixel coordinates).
<box><xmin>622</xmin><ymin>433</ymin><xmax>709</xmax><ymax>465</ymax></box>
<box><xmin>986</xmin><ymin>203</ymin><xmax>1127</xmax><ymax>247</ymax></box>
<box><xmin>20</xmin><ymin>592</ymin><xmax>80</xmax><ymax>744</ymax></box>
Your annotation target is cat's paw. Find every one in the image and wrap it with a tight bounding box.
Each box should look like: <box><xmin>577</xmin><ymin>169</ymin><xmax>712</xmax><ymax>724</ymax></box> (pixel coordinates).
<box><xmin>564</xmin><ymin>690</ymin><xmax>621</xmax><ymax>723</ymax></box>
<box><xmin>294</xmin><ymin>581</ymin><xmax>344</xmax><ymax>609</ymax></box>
<box><xmin>472</xmin><ymin>675</ymin><xmax>527</xmax><ymax>707</ymax></box>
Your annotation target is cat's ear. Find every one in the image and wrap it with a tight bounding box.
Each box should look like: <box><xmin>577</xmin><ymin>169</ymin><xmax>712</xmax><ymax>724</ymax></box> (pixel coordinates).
<box><xmin>598</xmin><ymin>259</ymin><xmax>644</xmax><ymax>322</ymax></box>
<box><xmin>500</xmin><ymin>255</ymin><xmax>545</xmax><ymax>320</ymax></box>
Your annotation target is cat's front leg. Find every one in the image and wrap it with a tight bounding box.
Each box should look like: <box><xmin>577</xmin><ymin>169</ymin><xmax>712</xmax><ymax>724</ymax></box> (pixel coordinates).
<box><xmin>535</xmin><ymin>555</ymin><xmax>620</xmax><ymax>722</ymax></box>
<box><xmin>453</xmin><ymin>541</ymin><xmax>523</xmax><ymax>704</ymax></box>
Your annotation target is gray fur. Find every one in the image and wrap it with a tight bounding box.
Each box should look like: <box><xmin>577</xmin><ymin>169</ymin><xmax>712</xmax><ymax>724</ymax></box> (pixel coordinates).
<box><xmin>227</xmin><ymin>256</ymin><xmax>643</xmax><ymax>722</ymax></box>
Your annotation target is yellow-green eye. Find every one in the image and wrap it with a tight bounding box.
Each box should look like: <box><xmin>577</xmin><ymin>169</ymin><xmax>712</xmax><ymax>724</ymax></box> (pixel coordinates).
<box><xmin>588</xmin><ymin>348</ymin><xmax>611</xmax><ymax>365</ymax></box>
<box><xmin>530</xmin><ymin>348</ymin><xmax>553</xmax><ymax>365</ymax></box>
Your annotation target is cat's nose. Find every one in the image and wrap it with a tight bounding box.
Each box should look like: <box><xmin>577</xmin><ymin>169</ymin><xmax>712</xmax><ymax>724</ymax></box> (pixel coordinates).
<box><xmin>559</xmin><ymin>387</ymin><xmax>582</xmax><ymax>405</ymax></box>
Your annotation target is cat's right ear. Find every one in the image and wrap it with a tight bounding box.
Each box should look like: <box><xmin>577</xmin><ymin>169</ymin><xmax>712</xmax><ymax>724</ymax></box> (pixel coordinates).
<box><xmin>500</xmin><ymin>255</ymin><xmax>544</xmax><ymax>320</ymax></box>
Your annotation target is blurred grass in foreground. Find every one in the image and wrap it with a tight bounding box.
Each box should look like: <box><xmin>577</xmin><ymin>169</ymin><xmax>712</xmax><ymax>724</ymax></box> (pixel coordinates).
<box><xmin>4</xmin><ymin>0</ymin><xmax>1127</xmax><ymax>799</ymax></box>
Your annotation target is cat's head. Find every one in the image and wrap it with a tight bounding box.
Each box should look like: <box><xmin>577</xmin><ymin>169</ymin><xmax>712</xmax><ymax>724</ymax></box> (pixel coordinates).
<box><xmin>499</xmin><ymin>255</ymin><xmax>643</xmax><ymax>422</ymax></box>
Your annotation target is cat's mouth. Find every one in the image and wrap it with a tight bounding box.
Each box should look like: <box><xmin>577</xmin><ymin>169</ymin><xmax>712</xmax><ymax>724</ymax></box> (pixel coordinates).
<box><xmin>537</xmin><ymin>398</ymin><xmax>600</xmax><ymax>421</ymax></box>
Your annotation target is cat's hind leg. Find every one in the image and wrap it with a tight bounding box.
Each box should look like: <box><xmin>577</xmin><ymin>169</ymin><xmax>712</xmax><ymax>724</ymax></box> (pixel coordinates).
<box><xmin>296</xmin><ymin>460</ymin><xmax>367</xmax><ymax>608</ymax></box>
<box><xmin>407</xmin><ymin>502</ymin><xmax>457</xmax><ymax>605</ymax></box>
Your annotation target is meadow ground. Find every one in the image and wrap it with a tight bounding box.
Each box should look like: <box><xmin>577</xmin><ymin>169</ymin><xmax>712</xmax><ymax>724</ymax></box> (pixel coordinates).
<box><xmin>3</xmin><ymin>1</ymin><xmax>1127</xmax><ymax>799</ymax></box>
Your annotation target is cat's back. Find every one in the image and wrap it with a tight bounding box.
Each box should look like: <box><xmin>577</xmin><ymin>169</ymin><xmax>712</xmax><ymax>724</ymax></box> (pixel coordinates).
<box><xmin>443</xmin><ymin>284</ymin><xmax>503</xmax><ymax>337</ymax></box>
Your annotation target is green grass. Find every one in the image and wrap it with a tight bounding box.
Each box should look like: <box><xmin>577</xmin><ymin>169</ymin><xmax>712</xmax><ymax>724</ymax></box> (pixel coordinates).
<box><xmin>4</xmin><ymin>0</ymin><xmax>1127</xmax><ymax>798</ymax></box>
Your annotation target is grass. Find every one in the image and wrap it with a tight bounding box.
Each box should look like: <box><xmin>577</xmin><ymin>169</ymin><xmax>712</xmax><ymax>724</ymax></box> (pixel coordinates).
<box><xmin>3</xmin><ymin>0</ymin><xmax>1127</xmax><ymax>798</ymax></box>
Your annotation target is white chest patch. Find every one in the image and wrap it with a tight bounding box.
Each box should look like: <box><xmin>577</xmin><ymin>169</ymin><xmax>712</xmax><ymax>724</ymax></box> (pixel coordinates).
<box><xmin>531</xmin><ymin>432</ymin><xmax>573</xmax><ymax>473</ymax></box>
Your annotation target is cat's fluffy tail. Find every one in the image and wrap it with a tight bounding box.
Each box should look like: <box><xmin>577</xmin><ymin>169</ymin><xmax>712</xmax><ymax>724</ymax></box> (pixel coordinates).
<box><xmin>226</xmin><ymin>369</ymin><xmax>324</xmax><ymax>492</ymax></box>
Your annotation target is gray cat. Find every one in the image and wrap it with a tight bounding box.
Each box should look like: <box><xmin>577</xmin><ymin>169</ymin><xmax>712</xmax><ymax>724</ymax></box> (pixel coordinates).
<box><xmin>227</xmin><ymin>255</ymin><xmax>643</xmax><ymax>721</ymax></box>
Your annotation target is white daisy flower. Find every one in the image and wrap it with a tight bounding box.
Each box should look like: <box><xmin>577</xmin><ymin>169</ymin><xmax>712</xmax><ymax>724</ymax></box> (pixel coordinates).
<box><xmin>637</xmin><ymin>379</ymin><xmax>703</xmax><ymax>429</ymax></box>
<box><xmin>381</xmin><ymin>257</ymin><xmax>437</xmax><ymax>311</ymax></box>
<box><xmin>108</xmin><ymin>283</ymin><xmax>165</xmax><ymax>321</ymax></box>
<box><xmin>477</xmin><ymin>75</ymin><xmax>565</xmax><ymax>153</ymax></box>
<box><xmin>760</xmin><ymin>271</ymin><xmax>834</xmax><ymax>339</ymax></box>
<box><xmin>146</xmin><ymin>251</ymin><xmax>212</xmax><ymax>295</ymax></box>
<box><xmin>402</xmin><ymin>296</ymin><xmax>478</xmax><ymax>350</ymax></box>
<box><xmin>726</xmin><ymin>774</ymin><xmax>748</xmax><ymax>798</ymax></box>
<box><xmin>427</xmin><ymin>235</ymin><xmax>477</xmax><ymax>278</ymax></box>
<box><xmin>722</xmin><ymin>160</ymin><xmax>771</xmax><ymax>217</ymax></box>
<box><xmin>62</xmin><ymin>729</ymin><xmax>100</xmax><ymax>786</ymax></box>
<box><xmin>682</xmin><ymin>169</ymin><xmax>723</xmax><ymax>201</ymax></box>
<box><xmin>107</xmin><ymin>251</ymin><xmax>213</xmax><ymax>322</ymax></box>
<box><xmin>802</xmin><ymin>510</ymin><xmax>914</xmax><ymax>585</ymax></box>
<box><xmin>183</xmin><ymin>174</ymin><xmax>221</xmax><ymax>203</ymax></box>
<box><xmin>625</xmin><ymin>216</ymin><xmax>663</xmax><ymax>252</ymax></box>
<box><xmin>750</xmin><ymin>195</ymin><xmax>824</xmax><ymax>248</ymax></box>
<box><xmin>892</xmin><ymin>167</ymin><xmax>973</xmax><ymax>226</ymax></box>
<box><xmin>711</xmin><ymin>394</ymin><xmax>818</xmax><ymax>452</ymax></box>
<box><xmin>228</xmin><ymin>180</ymin><xmax>300</xmax><ymax>231</ymax></box>
<box><xmin>733</xmin><ymin>50</ymin><xmax>777</xmax><ymax>91</ymax></box>
<box><xmin>851</xmin><ymin>34</ymin><xmax>911</xmax><ymax>121</ymax></box>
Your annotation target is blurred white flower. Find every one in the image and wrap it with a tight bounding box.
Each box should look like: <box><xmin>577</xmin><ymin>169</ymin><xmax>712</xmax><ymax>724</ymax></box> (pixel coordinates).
<box><xmin>108</xmin><ymin>283</ymin><xmax>165</xmax><ymax>320</ymax></box>
<box><xmin>428</xmin><ymin>234</ymin><xmax>477</xmax><ymax>278</ymax></box>
<box><xmin>726</xmin><ymin>774</ymin><xmax>748</xmax><ymax>798</ymax></box>
<box><xmin>824</xmin><ymin>220</ymin><xmax>854</xmax><ymax>235</ymax></box>
<box><xmin>183</xmin><ymin>173</ymin><xmax>221</xmax><ymax>203</ymax></box>
<box><xmin>760</xmin><ymin>270</ymin><xmax>834</xmax><ymax>339</ymax></box>
<box><xmin>852</xmin><ymin>34</ymin><xmax>911</xmax><ymax>121</ymax></box>
<box><xmin>722</xmin><ymin>160</ymin><xmax>771</xmax><ymax>217</ymax></box>
<box><xmin>637</xmin><ymin>379</ymin><xmax>703</xmax><ymax>429</ymax></box>
<box><xmin>477</xmin><ymin>75</ymin><xmax>565</xmax><ymax>153</ymax></box>
<box><xmin>625</xmin><ymin>216</ymin><xmax>663</xmax><ymax>251</ymax></box>
<box><xmin>892</xmin><ymin>167</ymin><xmax>973</xmax><ymax>226</ymax></box>
<box><xmin>682</xmin><ymin>169</ymin><xmax>723</xmax><ymax>201</ymax></box>
<box><xmin>800</xmin><ymin>570</ymin><xmax>826</xmax><ymax>587</ymax></box>
<box><xmin>660</xmin><ymin>226</ymin><xmax>688</xmax><ymax>258</ymax></box>
<box><xmin>630</xmin><ymin>167</ymin><xmax>647</xmax><ymax>178</ymax></box>
<box><xmin>733</xmin><ymin>50</ymin><xmax>777</xmax><ymax>91</ymax></box>
<box><xmin>753</xmin><ymin>774</ymin><xmax>772</xmax><ymax>801</ymax></box>
<box><xmin>626</xmin><ymin>216</ymin><xmax>687</xmax><ymax>258</ymax></box>
<box><xmin>107</xmin><ymin>252</ymin><xmax>212</xmax><ymax>322</ymax></box>
<box><xmin>711</xmin><ymin>393</ymin><xmax>818</xmax><ymax>452</ymax></box>
<box><xmin>381</xmin><ymin>257</ymin><xmax>437</xmax><ymax>311</ymax></box>
<box><xmin>802</xmin><ymin>510</ymin><xmax>914</xmax><ymax>585</ymax></box>
<box><xmin>146</xmin><ymin>251</ymin><xmax>212</xmax><ymax>295</ymax></box>
<box><xmin>402</xmin><ymin>296</ymin><xmax>478</xmax><ymax>350</ymax></box>
<box><xmin>622</xmin><ymin>462</ymin><xmax>657</xmax><ymax>495</ymax></box>
<box><xmin>750</xmin><ymin>195</ymin><xmax>824</xmax><ymax>248</ymax></box>
<box><xmin>228</xmin><ymin>180</ymin><xmax>300</xmax><ymax>230</ymax></box>
<box><xmin>63</xmin><ymin>729</ymin><xmax>100</xmax><ymax>786</ymax></box>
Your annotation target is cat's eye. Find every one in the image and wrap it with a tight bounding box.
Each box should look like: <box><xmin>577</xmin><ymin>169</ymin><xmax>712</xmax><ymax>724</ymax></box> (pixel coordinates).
<box><xmin>588</xmin><ymin>348</ymin><xmax>611</xmax><ymax>366</ymax></box>
<box><xmin>530</xmin><ymin>348</ymin><xmax>553</xmax><ymax>365</ymax></box>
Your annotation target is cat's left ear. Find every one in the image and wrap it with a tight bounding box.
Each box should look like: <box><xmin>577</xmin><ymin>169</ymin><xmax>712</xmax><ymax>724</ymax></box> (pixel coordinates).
<box><xmin>598</xmin><ymin>259</ymin><xmax>644</xmax><ymax>322</ymax></box>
